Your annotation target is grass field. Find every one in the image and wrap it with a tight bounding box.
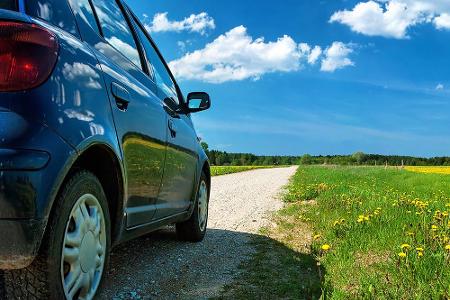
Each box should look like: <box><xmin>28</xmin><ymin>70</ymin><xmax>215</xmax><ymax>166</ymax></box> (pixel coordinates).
<box><xmin>210</xmin><ymin>165</ymin><xmax>280</xmax><ymax>176</ymax></box>
<box><xmin>405</xmin><ymin>166</ymin><xmax>450</xmax><ymax>175</ymax></box>
<box><xmin>223</xmin><ymin>166</ymin><xmax>450</xmax><ymax>299</ymax></box>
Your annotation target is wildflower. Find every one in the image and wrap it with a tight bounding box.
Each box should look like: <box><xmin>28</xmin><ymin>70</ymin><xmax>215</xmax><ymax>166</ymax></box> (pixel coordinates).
<box><xmin>416</xmin><ymin>247</ymin><xmax>424</xmax><ymax>252</ymax></box>
<box><xmin>431</xmin><ymin>225</ymin><xmax>438</xmax><ymax>231</ymax></box>
<box><xmin>417</xmin><ymin>251</ymin><xmax>424</xmax><ymax>257</ymax></box>
<box><xmin>401</xmin><ymin>244</ymin><xmax>411</xmax><ymax>250</ymax></box>
<box><xmin>313</xmin><ymin>234</ymin><xmax>321</xmax><ymax>240</ymax></box>
<box><xmin>406</xmin><ymin>231</ymin><xmax>414</xmax><ymax>236</ymax></box>
<box><xmin>445</xmin><ymin>245</ymin><xmax>450</xmax><ymax>251</ymax></box>
<box><xmin>398</xmin><ymin>252</ymin><xmax>407</xmax><ymax>258</ymax></box>
<box><xmin>321</xmin><ymin>244</ymin><xmax>331</xmax><ymax>251</ymax></box>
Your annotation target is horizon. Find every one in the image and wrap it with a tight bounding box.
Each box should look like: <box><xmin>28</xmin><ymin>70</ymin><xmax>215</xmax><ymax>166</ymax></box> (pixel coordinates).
<box><xmin>205</xmin><ymin>148</ymin><xmax>450</xmax><ymax>159</ymax></box>
<box><xmin>128</xmin><ymin>0</ymin><xmax>450</xmax><ymax>157</ymax></box>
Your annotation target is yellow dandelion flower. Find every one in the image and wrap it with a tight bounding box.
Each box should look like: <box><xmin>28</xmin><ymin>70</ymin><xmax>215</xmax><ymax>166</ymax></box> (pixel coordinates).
<box><xmin>431</xmin><ymin>225</ymin><xmax>438</xmax><ymax>231</ymax></box>
<box><xmin>416</xmin><ymin>247</ymin><xmax>424</xmax><ymax>252</ymax></box>
<box><xmin>445</xmin><ymin>245</ymin><xmax>450</xmax><ymax>251</ymax></box>
<box><xmin>313</xmin><ymin>234</ymin><xmax>321</xmax><ymax>240</ymax></box>
<box><xmin>417</xmin><ymin>251</ymin><xmax>424</xmax><ymax>257</ymax></box>
<box><xmin>321</xmin><ymin>244</ymin><xmax>331</xmax><ymax>251</ymax></box>
<box><xmin>401</xmin><ymin>244</ymin><xmax>411</xmax><ymax>250</ymax></box>
<box><xmin>398</xmin><ymin>252</ymin><xmax>407</xmax><ymax>258</ymax></box>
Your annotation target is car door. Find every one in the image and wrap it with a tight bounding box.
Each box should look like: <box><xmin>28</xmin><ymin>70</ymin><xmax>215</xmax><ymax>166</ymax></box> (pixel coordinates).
<box><xmin>129</xmin><ymin>15</ymin><xmax>199</xmax><ymax>219</ymax></box>
<box><xmin>88</xmin><ymin>0</ymin><xmax>168</xmax><ymax>228</ymax></box>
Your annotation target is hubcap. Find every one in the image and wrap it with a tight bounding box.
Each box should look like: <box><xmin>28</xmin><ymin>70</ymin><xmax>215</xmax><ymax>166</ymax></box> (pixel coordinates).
<box><xmin>61</xmin><ymin>194</ymin><xmax>106</xmax><ymax>300</ymax></box>
<box><xmin>198</xmin><ymin>181</ymin><xmax>208</xmax><ymax>231</ymax></box>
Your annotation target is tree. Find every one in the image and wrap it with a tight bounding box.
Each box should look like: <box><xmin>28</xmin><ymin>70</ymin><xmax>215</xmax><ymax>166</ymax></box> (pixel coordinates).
<box><xmin>200</xmin><ymin>141</ymin><xmax>209</xmax><ymax>152</ymax></box>
<box><xmin>352</xmin><ymin>151</ymin><xmax>366</xmax><ymax>165</ymax></box>
<box><xmin>300</xmin><ymin>154</ymin><xmax>313</xmax><ymax>165</ymax></box>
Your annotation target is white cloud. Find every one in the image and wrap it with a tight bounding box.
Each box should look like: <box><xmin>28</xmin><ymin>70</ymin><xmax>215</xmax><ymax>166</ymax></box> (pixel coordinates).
<box><xmin>436</xmin><ymin>83</ymin><xmax>444</xmax><ymax>90</ymax></box>
<box><xmin>330</xmin><ymin>0</ymin><xmax>450</xmax><ymax>39</ymax></box>
<box><xmin>299</xmin><ymin>43</ymin><xmax>323</xmax><ymax>65</ymax></box>
<box><xmin>62</xmin><ymin>62</ymin><xmax>102</xmax><ymax>89</ymax></box>
<box><xmin>145</xmin><ymin>12</ymin><xmax>215</xmax><ymax>35</ymax></box>
<box><xmin>321</xmin><ymin>42</ymin><xmax>355</xmax><ymax>72</ymax></box>
<box><xmin>169</xmin><ymin>26</ymin><xmax>352</xmax><ymax>83</ymax></box>
<box><xmin>309</xmin><ymin>46</ymin><xmax>323</xmax><ymax>64</ymax></box>
<box><xmin>434</xmin><ymin>13</ymin><xmax>450</xmax><ymax>29</ymax></box>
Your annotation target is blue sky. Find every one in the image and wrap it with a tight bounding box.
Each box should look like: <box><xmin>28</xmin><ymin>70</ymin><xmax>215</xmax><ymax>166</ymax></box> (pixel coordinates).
<box><xmin>127</xmin><ymin>0</ymin><xmax>450</xmax><ymax>157</ymax></box>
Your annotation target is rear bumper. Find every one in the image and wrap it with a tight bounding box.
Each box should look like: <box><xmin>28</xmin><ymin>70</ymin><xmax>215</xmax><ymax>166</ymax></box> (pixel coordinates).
<box><xmin>0</xmin><ymin>111</ymin><xmax>75</xmax><ymax>269</ymax></box>
<box><xmin>0</xmin><ymin>219</ymin><xmax>45</xmax><ymax>269</ymax></box>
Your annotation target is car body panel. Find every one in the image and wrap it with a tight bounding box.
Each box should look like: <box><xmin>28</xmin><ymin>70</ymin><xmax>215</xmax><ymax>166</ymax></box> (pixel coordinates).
<box><xmin>156</xmin><ymin>114</ymin><xmax>199</xmax><ymax>218</ymax></box>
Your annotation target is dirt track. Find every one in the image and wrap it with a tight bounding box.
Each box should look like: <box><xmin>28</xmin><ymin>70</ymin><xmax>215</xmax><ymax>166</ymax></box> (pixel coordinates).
<box><xmin>99</xmin><ymin>166</ymin><xmax>298</xmax><ymax>299</ymax></box>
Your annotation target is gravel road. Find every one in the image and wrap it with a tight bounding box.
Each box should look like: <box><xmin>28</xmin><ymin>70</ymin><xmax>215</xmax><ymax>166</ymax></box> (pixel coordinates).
<box><xmin>99</xmin><ymin>166</ymin><xmax>298</xmax><ymax>299</ymax></box>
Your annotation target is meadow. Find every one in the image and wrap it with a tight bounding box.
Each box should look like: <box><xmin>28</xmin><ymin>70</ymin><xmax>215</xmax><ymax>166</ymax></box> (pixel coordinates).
<box><xmin>405</xmin><ymin>166</ymin><xmax>450</xmax><ymax>175</ymax></box>
<box><xmin>223</xmin><ymin>166</ymin><xmax>450</xmax><ymax>299</ymax></box>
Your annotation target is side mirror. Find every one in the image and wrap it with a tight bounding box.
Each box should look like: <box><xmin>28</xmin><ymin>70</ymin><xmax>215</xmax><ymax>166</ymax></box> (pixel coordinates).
<box><xmin>187</xmin><ymin>92</ymin><xmax>211</xmax><ymax>113</ymax></box>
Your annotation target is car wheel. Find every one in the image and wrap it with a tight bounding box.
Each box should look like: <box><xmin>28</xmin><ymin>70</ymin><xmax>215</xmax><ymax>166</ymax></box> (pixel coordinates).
<box><xmin>4</xmin><ymin>171</ymin><xmax>110</xmax><ymax>300</ymax></box>
<box><xmin>176</xmin><ymin>171</ymin><xmax>209</xmax><ymax>242</ymax></box>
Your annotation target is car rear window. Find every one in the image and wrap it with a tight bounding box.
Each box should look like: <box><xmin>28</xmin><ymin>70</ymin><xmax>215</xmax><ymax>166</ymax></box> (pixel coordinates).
<box><xmin>26</xmin><ymin>0</ymin><xmax>78</xmax><ymax>36</ymax></box>
<box><xmin>91</xmin><ymin>0</ymin><xmax>142</xmax><ymax>68</ymax></box>
<box><xmin>0</xmin><ymin>0</ymin><xmax>17</xmax><ymax>11</ymax></box>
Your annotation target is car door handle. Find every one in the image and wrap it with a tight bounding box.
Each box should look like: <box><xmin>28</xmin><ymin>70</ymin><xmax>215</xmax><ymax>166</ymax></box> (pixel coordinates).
<box><xmin>111</xmin><ymin>82</ymin><xmax>130</xmax><ymax>111</ymax></box>
<box><xmin>168</xmin><ymin>119</ymin><xmax>177</xmax><ymax>138</ymax></box>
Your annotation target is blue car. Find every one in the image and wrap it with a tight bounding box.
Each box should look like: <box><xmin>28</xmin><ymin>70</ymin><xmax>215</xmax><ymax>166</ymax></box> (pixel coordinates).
<box><xmin>0</xmin><ymin>0</ymin><xmax>211</xmax><ymax>298</ymax></box>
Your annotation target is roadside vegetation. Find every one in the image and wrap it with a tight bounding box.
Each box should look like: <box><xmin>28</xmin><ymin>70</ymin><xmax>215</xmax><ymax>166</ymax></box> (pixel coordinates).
<box><xmin>202</xmin><ymin>141</ymin><xmax>450</xmax><ymax>167</ymax></box>
<box><xmin>405</xmin><ymin>166</ymin><xmax>450</xmax><ymax>175</ymax></box>
<box><xmin>222</xmin><ymin>166</ymin><xmax>450</xmax><ymax>299</ymax></box>
<box><xmin>210</xmin><ymin>165</ymin><xmax>280</xmax><ymax>176</ymax></box>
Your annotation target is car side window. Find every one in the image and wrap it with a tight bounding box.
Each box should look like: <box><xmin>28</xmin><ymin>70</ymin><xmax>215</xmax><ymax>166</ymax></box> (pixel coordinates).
<box><xmin>26</xmin><ymin>0</ymin><xmax>79</xmax><ymax>36</ymax></box>
<box><xmin>67</xmin><ymin>0</ymin><xmax>101</xmax><ymax>36</ymax></box>
<box><xmin>91</xmin><ymin>0</ymin><xmax>142</xmax><ymax>69</ymax></box>
<box><xmin>132</xmin><ymin>17</ymin><xmax>179</xmax><ymax>105</ymax></box>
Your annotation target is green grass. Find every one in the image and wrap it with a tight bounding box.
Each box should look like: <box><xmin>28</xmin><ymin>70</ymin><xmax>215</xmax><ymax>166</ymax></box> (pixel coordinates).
<box><xmin>211</xmin><ymin>165</ymin><xmax>282</xmax><ymax>176</ymax></box>
<box><xmin>221</xmin><ymin>166</ymin><xmax>450</xmax><ymax>299</ymax></box>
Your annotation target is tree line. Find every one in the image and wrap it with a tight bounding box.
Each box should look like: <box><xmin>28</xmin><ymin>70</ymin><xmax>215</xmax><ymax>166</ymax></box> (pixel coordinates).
<box><xmin>201</xmin><ymin>143</ymin><xmax>450</xmax><ymax>166</ymax></box>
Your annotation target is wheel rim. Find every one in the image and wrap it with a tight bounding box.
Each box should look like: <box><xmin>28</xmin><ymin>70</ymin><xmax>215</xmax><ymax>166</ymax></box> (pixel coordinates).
<box><xmin>61</xmin><ymin>194</ymin><xmax>106</xmax><ymax>300</ymax></box>
<box><xmin>198</xmin><ymin>181</ymin><xmax>208</xmax><ymax>231</ymax></box>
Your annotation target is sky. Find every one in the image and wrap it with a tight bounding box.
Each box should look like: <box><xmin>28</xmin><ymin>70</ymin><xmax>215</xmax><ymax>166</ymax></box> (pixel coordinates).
<box><xmin>127</xmin><ymin>0</ymin><xmax>450</xmax><ymax>157</ymax></box>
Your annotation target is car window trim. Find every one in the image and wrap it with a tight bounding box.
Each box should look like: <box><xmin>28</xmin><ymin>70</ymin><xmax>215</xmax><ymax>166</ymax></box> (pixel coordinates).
<box><xmin>88</xmin><ymin>0</ymin><xmax>147</xmax><ymax>74</ymax></box>
<box><xmin>128</xmin><ymin>8</ymin><xmax>187</xmax><ymax>108</ymax></box>
<box><xmin>87</xmin><ymin>0</ymin><xmax>104</xmax><ymax>37</ymax></box>
<box><xmin>125</xmin><ymin>7</ymin><xmax>157</xmax><ymax>83</ymax></box>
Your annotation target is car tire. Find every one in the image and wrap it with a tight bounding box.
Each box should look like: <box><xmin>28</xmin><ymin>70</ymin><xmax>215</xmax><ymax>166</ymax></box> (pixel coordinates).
<box><xmin>4</xmin><ymin>171</ymin><xmax>111</xmax><ymax>300</ymax></box>
<box><xmin>176</xmin><ymin>171</ymin><xmax>209</xmax><ymax>242</ymax></box>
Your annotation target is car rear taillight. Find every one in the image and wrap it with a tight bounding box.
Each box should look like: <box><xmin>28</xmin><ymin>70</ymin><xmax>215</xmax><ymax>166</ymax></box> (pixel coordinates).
<box><xmin>0</xmin><ymin>21</ymin><xmax>59</xmax><ymax>92</ymax></box>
